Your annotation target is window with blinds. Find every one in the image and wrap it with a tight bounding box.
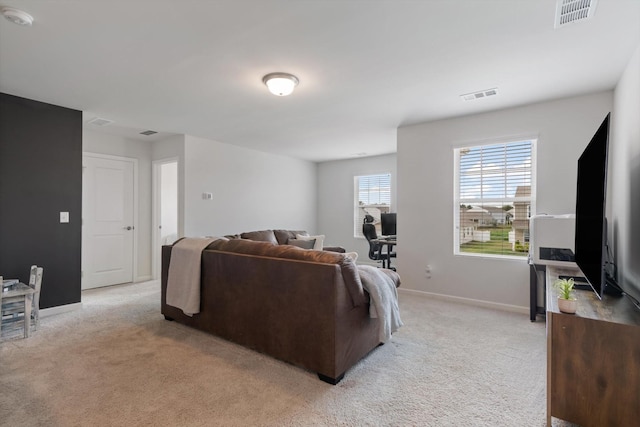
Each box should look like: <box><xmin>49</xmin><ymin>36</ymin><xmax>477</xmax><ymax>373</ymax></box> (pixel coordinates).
<box><xmin>354</xmin><ymin>173</ymin><xmax>391</xmax><ymax>238</ymax></box>
<box><xmin>454</xmin><ymin>139</ymin><xmax>536</xmax><ymax>258</ymax></box>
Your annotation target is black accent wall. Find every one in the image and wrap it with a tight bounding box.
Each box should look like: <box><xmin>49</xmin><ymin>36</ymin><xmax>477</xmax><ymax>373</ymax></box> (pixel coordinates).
<box><xmin>0</xmin><ymin>93</ymin><xmax>82</xmax><ymax>309</ymax></box>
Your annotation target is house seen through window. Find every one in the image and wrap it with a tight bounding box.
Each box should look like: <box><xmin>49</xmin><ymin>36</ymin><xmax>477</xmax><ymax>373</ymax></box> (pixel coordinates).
<box><xmin>454</xmin><ymin>139</ymin><xmax>535</xmax><ymax>258</ymax></box>
<box><xmin>355</xmin><ymin>173</ymin><xmax>391</xmax><ymax>238</ymax></box>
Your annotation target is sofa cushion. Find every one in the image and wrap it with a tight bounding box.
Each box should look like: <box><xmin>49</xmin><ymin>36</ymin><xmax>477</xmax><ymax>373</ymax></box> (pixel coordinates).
<box><xmin>288</xmin><ymin>238</ymin><xmax>316</xmax><ymax>250</ymax></box>
<box><xmin>296</xmin><ymin>234</ymin><xmax>325</xmax><ymax>250</ymax></box>
<box><xmin>206</xmin><ymin>239</ymin><xmax>367</xmax><ymax>307</ymax></box>
<box><xmin>240</xmin><ymin>230</ymin><xmax>279</xmax><ymax>245</ymax></box>
<box><xmin>273</xmin><ymin>229</ymin><xmax>308</xmax><ymax>245</ymax></box>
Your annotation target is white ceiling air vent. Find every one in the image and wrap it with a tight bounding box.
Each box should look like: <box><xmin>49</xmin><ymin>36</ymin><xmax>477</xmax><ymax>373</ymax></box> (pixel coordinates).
<box><xmin>87</xmin><ymin>117</ymin><xmax>113</xmax><ymax>126</ymax></box>
<box><xmin>555</xmin><ymin>0</ymin><xmax>598</xmax><ymax>28</ymax></box>
<box><xmin>460</xmin><ymin>88</ymin><xmax>498</xmax><ymax>102</ymax></box>
<box><xmin>139</xmin><ymin>130</ymin><xmax>158</xmax><ymax>136</ymax></box>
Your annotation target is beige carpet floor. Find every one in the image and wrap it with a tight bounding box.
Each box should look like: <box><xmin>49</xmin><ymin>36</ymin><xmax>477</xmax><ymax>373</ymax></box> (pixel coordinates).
<box><xmin>1</xmin><ymin>280</ymin><xmax>573</xmax><ymax>426</ymax></box>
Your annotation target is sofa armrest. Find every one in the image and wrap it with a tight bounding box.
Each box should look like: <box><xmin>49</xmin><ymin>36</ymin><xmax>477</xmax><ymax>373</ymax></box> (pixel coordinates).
<box><xmin>323</xmin><ymin>246</ymin><xmax>346</xmax><ymax>253</ymax></box>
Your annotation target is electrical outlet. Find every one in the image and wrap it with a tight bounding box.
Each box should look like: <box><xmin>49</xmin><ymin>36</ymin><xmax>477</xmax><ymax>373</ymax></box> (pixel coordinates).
<box><xmin>425</xmin><ymin>265</ymin><xmax>432</xmax><ymax>279</ymax></box>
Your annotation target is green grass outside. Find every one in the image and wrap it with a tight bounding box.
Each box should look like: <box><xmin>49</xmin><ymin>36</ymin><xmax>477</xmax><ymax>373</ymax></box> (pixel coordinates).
<box><xmin>460</xmin><ymin>226</ymin><xmax>528</xmax><ymax>257</ymax></box>
<box><xmin>488</xmin><ymin>227</ymin><xmax>510</xmax><ymax>241</ymax></box>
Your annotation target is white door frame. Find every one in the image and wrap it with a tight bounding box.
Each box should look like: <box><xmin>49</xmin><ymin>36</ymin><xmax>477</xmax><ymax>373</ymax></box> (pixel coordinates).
<box><xmin>152</xmin><ymin>157</ymin><xmax>179</xmax><ymax>280</ymax></box>
<box><xmin>82</xmin><ymin>152</ymin><xmax>139</xmax><ymax>287</ymax></box>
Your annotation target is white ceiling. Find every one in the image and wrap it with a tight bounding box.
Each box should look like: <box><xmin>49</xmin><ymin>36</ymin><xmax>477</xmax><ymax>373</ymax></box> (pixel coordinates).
<box><xmin>1</xmin><ymin>1</ymin><xmax>639</xmax><ymax>162</ymax></box>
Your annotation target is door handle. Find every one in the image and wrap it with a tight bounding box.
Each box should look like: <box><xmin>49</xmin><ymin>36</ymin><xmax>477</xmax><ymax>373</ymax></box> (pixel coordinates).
<box><xmin>124</xmin><ymin>226</ymin><xmax>134</xmax><ymax>231</ymax></box>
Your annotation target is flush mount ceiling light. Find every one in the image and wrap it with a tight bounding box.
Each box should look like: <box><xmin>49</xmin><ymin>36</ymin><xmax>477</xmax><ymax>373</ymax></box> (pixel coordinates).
<box><xmin>1</xmin><ymin>7</ymin><xmax>34</xmax><ymax>26</ymax></box>
<box><xmin>262</xmin><ymin>72</ymin><xmax>299</xmax><ymax>96</ymax></box>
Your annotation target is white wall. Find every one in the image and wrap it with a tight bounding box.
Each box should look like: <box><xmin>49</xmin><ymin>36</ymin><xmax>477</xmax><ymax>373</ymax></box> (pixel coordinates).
<box><xmin>83</xmin><ymin>130</ymin><xmax>153</xmax><ymax>281</ymax></box>
<box><xmin>397</xmin><ymin>92</ymin><xmax>613</xmax><ymax>309</ymax></box>
<box><xmin>318</xmin><ymin>154</ymin><xmax>397</xmax><ymax>259</ymax></box>
<box><xmin>611</xmin><ymin>43</ymin><xmax>640</xmax><ymax>301</ymax></box>
<box><xmin>84</xmin><ymin>131</ymin><xmax>318</xmax><ymax>281</ymax></box>
<box><xmin>183</xmin><ymin>135</ymin><xmax>317</xmax><ymax>237</ymax></box>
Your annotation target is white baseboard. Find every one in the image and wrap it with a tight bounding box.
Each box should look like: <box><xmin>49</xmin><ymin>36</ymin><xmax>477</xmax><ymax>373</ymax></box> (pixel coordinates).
<box><xmin>136</xmin><ymin>275</ymin><xmax>153</xmax><ymax>283</ymax></box>
<box><xmin>398</xmin><ymin>288</ymin><xmax>529</xmax><ymax>315</ymax></box>
<box><xmin>40</xmin><ymin>302</ymin><xmax>82</xmax><ymax>318</ymax></box>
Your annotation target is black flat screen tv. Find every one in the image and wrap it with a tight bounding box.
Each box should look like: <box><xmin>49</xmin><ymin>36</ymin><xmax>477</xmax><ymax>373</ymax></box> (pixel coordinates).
<box><xmin>574</xmin><ymin>113</ymin><xmax>610</xmax><ymax>298</ymax></box>
<box><xmin>381</xmin><ymin>213</ymin><xmax>397</xmax><ymax>237</ymax></box>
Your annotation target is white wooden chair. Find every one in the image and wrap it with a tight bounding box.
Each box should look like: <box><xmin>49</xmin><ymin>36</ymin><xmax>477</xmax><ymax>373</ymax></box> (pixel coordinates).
<box><xmin>1</xmin><ymin>265</ymin><xmax>43</xmax><ymax>337</ymax></box>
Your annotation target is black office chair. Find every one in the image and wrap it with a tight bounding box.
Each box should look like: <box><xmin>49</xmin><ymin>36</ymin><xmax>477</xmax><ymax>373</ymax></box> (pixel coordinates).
<box><xmin>362</xmin><ymin>215</ymin><xmax>396</xmax><ymax>269</ymax></box>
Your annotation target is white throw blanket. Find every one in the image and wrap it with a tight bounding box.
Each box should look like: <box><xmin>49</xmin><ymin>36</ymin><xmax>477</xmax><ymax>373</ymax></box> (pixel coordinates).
<box><xmin>358</xmin><ymin>265</ymin><xmax>403</xmax><ymax>343</ymax></box>
<box><xmin>166</xmin><ymin>237</ymin><xmax>218</xmax><ymax>316</ymax></box>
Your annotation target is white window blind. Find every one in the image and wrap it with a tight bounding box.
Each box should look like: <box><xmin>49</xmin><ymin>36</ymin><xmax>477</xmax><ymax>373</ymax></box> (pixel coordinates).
<box><xmin>354</xmin><ymin>173</ymin><xmax>391</xmax><ymax>237</ymax></box>
<box><xmin>454</xmin><ymin>139</ymin><xmax>535</xmax><ymax>258</ymax></box>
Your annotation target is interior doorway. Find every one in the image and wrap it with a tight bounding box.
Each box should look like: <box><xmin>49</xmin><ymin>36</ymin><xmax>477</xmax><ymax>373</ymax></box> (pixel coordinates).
<box><xmin>152</xmin><ymin>159</ymin><xmax>179</xmax><ymax>279</ymax></box>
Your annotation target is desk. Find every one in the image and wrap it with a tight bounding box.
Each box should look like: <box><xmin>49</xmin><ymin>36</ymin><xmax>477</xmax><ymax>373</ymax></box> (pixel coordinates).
<box><xmin>1</xmin><ymin>282</ymin><xmax>35</xmax><ymax>338</ymax></box>
<box><xmin>372</xmin><ymin>239</ymin><xmax>396</xmax><ymax>270</ymax></box>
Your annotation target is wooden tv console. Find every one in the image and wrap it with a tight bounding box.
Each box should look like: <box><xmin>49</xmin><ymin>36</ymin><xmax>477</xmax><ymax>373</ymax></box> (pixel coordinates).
<box><xmin>546</xmin><ymin>266</ymin><xmax>640</xmax><ymax>427</ymax></box>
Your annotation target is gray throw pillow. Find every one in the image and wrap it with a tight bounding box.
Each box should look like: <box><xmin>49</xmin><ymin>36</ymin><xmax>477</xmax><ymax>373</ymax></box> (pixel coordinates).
<box><xmin>240</xmin><ymin>230</ymin><xmax>279</xmax><ymax>245</ymax></box>
<box><xmin>288</xmin><ymin>238</ymin><xmax>316</xmax><ymax>250</ymax></box>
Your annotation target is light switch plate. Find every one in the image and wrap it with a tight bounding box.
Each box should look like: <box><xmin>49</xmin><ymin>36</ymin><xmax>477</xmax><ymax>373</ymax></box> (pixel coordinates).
<box><xmin>60</xmin><ymin>212</ymin><xmax>69</xmax><ymax>223</ymax></box>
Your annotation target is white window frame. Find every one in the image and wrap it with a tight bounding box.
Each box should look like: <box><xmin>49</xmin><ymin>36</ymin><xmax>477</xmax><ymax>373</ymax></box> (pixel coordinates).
<box><xmin>354</xmin><ymin>173</ymin><xmax>392</xmax><ymax>238</ymax></box>
<box><xmin>453</xmin><ymin>138</ymin><xmax>537</xmax><ymax>260</ymax></box>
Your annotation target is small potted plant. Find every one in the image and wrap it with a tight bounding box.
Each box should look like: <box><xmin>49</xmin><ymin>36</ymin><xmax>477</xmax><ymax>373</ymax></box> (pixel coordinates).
<box><xmin>554</xmin><ymin>278</ymin><xmax>577</xmax><ymax>314</ymax></box>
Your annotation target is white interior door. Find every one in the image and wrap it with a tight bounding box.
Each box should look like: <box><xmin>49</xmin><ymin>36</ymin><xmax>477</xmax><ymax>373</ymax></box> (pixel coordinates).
<box><xmin>82</xmin><ymin>154</ymin><xmax>135</xmax><ymax>289</ymax></box>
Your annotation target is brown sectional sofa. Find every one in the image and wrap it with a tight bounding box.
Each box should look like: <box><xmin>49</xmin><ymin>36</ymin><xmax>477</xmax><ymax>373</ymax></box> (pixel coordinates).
<box><xmin>161</xmin><ymin>236</ymin><xmax>400</xmax><ymax>384</ymax></box>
